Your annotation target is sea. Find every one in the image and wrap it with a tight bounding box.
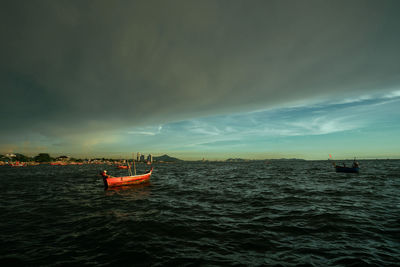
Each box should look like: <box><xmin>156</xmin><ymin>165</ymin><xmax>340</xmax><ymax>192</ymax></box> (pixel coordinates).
<box><xmin>0</xmin><ymin>160</ymin><xmax>399</xmax><ymax>266</ymax></box>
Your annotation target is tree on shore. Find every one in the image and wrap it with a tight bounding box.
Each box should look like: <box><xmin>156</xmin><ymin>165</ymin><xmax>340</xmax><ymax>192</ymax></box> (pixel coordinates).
<box><xmin>15</xmin><ymin>153</ymin><xmax>30</xmax><ymax>162</ymax></box>
<box><xmin>34</xmin><ymin>153</ymin><xmax>53</xmax><ymax>162</ymax></box>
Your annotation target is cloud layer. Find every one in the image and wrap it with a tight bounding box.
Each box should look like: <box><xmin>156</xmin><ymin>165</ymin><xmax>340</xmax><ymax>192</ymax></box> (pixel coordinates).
<box><xmin>1</xmin><ymin>0</ymin><xmax>400</xmax><ymax>149</ymax></box>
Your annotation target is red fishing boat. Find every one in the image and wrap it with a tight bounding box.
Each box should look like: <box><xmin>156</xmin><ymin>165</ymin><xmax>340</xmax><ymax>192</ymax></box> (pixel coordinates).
<box><xmin>101</xmin><ymin>168</ymin><xmax>153</xmax><ymax>188</ymax></box>
<box><xmin>117</xmin><ymin>165</ymin><xmax>129</xmax><ymax>169</ymax></box>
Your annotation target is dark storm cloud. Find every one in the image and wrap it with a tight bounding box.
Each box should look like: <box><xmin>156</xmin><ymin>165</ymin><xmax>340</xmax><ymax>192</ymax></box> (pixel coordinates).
<box><xmin>1</xmin><ymin>0</ymin><xmax>400</xmax><ymax>139</ymax></box>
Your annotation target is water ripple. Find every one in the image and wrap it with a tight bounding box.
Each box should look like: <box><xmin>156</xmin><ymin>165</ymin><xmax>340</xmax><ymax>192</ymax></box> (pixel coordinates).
<box><xmin>0</xmin><ymin>160</ymin><xmax>399</xmax><ymax>265</ymax></box>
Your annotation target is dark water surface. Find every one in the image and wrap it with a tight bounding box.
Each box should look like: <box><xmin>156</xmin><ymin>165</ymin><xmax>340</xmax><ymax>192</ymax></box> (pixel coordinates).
<box><xmin>1</xmin><ymin>160</ymin><xmax>399</xmax><ymax>266</ymax></box>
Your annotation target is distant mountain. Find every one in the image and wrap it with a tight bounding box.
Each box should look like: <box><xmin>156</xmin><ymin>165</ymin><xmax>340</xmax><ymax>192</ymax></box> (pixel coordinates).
<box><xmin>225</xmin><ymin>158</ymin><xmax>306</xmax><ymax>162</ymax></box>
<box><xmin>271</xmin><ymin>158</ymin><xmax>306</xmax><ymax>161</ymax></box>
<box><xmin>226</xmin><ymin>158</ymin><xmax>248</xmax><ymax>162</ymax></box>
<box><xmin>153</xmin><ymin>154</ymin><xmax>183</xmax><ymax>162</ymax></box>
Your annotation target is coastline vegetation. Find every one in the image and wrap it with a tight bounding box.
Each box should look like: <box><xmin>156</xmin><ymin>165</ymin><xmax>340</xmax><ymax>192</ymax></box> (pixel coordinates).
<box><xmin>0</xmin><ymin>153</ymin><xmax>181</xmax><ymax>165</ymax></box>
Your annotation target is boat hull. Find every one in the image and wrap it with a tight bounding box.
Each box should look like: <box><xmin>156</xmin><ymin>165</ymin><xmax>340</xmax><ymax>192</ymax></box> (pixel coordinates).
<box><xmin>117</xmin><ymin>165</ymin><xmax>129</xmax><ymax>169</ymax></box>
<box><xmin>103</xmin><ymin>169</ymin><xmax>152</xmax><ymax>188</ymax></box>
<box><xmin>335</xmin><ymin>166</ymin><xmax>359</xmax><ymax>173</ymax></box>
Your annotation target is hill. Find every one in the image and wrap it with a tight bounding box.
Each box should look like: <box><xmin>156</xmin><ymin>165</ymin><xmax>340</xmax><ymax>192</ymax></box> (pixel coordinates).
<box><xmin>226</xmin><ymin>158</ymin><xmax>248</xmax><ymax>162</ymax></box>
<box><xmin>154</xmin><ymin>154</ymin><xmax>182</xmax><ymax>162</ymax></box>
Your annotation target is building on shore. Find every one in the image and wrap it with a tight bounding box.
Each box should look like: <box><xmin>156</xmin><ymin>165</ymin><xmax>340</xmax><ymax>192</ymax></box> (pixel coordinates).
<box><xmin>56</xmin><ymin>155</ymin><xmax>70</xmax><ymax>161</ymax></box>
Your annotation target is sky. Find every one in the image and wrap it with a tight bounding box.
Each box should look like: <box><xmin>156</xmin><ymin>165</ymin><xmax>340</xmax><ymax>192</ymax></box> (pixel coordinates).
<box><xmin>1</xmin><ymin>0</ymin><xmax>400</xmax><ymax>160</ymax></box>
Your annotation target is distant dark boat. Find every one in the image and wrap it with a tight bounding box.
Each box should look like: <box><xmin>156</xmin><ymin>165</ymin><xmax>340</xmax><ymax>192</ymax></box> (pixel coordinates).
<box><xmin>335</xmin><ymin>165</ymin><xmax>359</xmax><ymax>173</ymax></box>
<box><xmin>101</xmin><ymin>168</ymin><xmax>153</xmax><ymax>188</ymax></box>
<box><xmin>331</xmin><ymin>158</ymin><xmax>360</xmax><ymax>173</ymax></box>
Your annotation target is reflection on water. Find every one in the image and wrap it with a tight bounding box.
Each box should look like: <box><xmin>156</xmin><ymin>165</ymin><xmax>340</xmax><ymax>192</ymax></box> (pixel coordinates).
<box><xmin>104</xmin><ymin>182</ymin><xmax>152</xmax><ymax>200</ymax></box>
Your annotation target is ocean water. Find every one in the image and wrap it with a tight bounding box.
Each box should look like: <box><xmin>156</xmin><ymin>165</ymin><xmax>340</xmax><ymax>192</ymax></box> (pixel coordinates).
<box><xmin>0</xmin><ymin>160</ymin><xmax>399</xmax><ymax>266</ymax></box>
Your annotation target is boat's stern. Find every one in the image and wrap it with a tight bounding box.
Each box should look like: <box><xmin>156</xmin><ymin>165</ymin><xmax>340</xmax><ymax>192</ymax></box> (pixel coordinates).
<box><xmin>103</xmin><ymin>177</ymin><xmax>109</xmax><ymax>189</ymax></box>
<box><xmin>100</xmin><ymin>170</ymin><xmax>110</xmax><ymax>189</ymax></box>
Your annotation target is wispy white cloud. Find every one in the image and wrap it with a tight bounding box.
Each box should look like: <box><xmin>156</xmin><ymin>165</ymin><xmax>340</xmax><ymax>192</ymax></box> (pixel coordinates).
<box><xmin>127</xmin><ymin>131</ymin><xmax>157</xmax><ymax>136</ymax></box>
<box><xmin>321</xmin><ymin>89</ymin><xmax>400</xmax><ymax>106</ymax></box>
<box><xmin>127</xmin><ymin>125</ymin><xmax>163</xmax><ymax>136</ymax></box>
<box><xmin>138</xmin><ymin>90</ymin><xmax>400</xmax><ymax>149</ymax></box>
<box><xmin>333</xmin><ymin>94</ymin><xmax>374</xmax><ymax>105</ymax></box>
<box><xmin>383</xmin><ymin>90</ymin><xmax>400</xmax><ymax>99</ymax></box>
<box><xmin>286</xmin><ymin>116</ymin><xmax>363</xmax><ymax>136</ymax></box>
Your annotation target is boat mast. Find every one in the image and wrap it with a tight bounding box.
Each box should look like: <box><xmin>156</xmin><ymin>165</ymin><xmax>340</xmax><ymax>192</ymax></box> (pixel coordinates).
<box><xmin>133</xmin><ymin>153</ymin><xmax>136</xmax><ymax>175</ymax></box>
<box><xmin>127</xmin><ymin>158</ymin><xmax>133</xmax><ymax>176</ymax></box>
